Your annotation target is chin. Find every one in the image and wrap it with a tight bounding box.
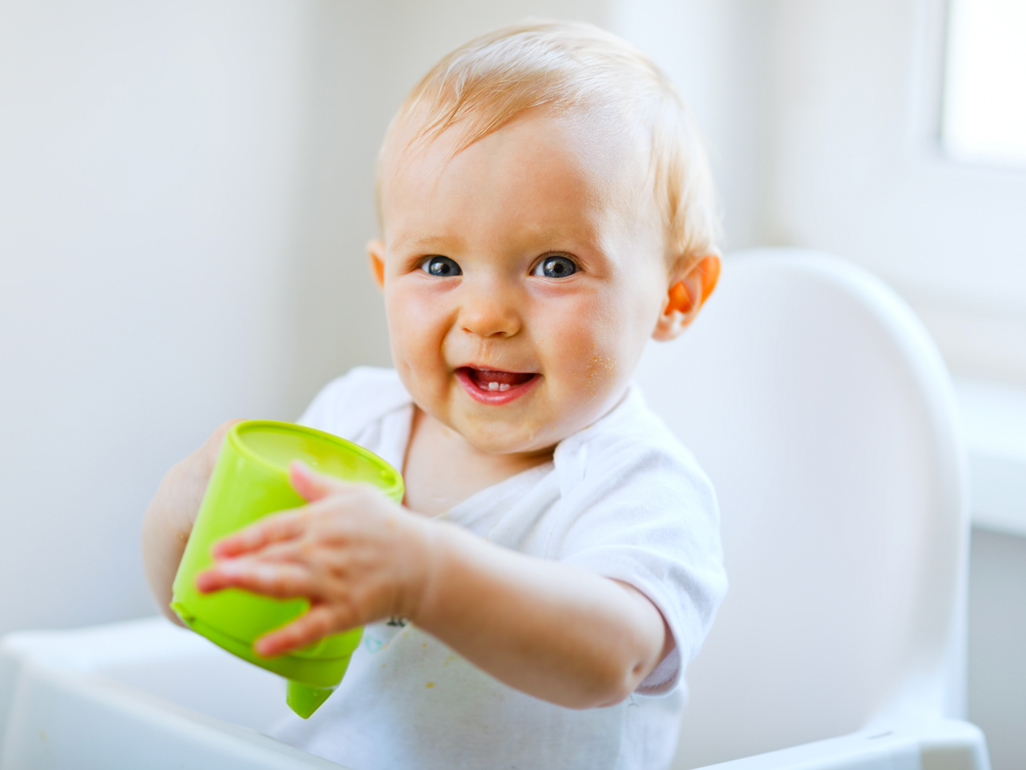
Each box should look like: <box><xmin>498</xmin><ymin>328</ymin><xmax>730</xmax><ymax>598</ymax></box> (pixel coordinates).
<box><xmin>457</xmin><ymin>420</ymin><xmax>555</xmax><ymax>457</ymax></box>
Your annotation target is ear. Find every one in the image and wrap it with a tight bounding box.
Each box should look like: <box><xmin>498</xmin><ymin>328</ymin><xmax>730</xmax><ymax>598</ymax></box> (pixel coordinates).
<box><xmin>652</xmin><ymin>254</ymin><xmax>721</xmax><ymax>342</ymax></box>
<box><xmin>367</xmin><ymin>239</ymin><xmax>386</xmax><ymax>290</ymax></box>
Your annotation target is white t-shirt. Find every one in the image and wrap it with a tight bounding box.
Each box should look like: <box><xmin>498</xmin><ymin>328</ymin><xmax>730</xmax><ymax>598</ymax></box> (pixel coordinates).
<box><xmin>271</xmin><ymin>367</ymin><xmax>726</xmax><ymax>770</ymax></box>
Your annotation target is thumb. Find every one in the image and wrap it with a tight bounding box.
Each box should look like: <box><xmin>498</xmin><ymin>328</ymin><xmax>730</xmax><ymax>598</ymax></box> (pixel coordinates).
<box><xmin>288</xmin><ymin>460</ymin><xmax>347</xmax><ymax>502</ymax></box>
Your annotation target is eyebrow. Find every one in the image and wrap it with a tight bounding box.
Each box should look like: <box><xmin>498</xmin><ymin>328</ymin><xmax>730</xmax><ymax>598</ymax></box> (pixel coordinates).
<box><xmin>388</xmin><ymin>234</ymin><xmax>467</xmax><ymax>255</ymax></box>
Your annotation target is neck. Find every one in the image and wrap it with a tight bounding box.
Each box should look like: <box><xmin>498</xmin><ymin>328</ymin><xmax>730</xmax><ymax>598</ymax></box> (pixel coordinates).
<box><xmin>401</xmin><ymin>407</ymin><xmax>554</xmax><ymax>516</ymax></box>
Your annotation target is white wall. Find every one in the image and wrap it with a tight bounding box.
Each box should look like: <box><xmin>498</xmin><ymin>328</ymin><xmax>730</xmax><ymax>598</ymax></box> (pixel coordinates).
<box><xmin>0</xmin><ymin>0</ymin><xmax>376</xmax><ymax>636</ymax></box>
<box><xmin>611</xmin><ymin>0</ymin><xmax>774</xmax><ymax>253</ymax></box>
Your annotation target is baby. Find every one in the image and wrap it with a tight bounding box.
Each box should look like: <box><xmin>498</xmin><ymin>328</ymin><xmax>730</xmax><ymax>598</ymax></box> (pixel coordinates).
<box><xmin>142</xmin><ymin>20</ymin><xmax>726</xmax><ymax>770</ymax></box>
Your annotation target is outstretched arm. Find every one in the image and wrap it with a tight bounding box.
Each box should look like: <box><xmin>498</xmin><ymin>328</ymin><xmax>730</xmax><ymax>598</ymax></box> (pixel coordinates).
<box><xmin>196</xmin><ymin>461</ymin><xmax>672</xmax><ymax>709</ymax></box>
<box><xmin>416</xmin><ymin>520</ymin><xmax>673</xmax><ymax>707</ymax></box>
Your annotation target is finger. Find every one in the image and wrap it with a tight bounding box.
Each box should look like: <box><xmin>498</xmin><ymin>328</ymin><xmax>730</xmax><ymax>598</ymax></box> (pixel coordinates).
<box><xmin>241</xmin><ymin>539</ymin><xmax>309</xmax><ymax>565</ymax></box>
<box><xmin>195</xmin><ymin>559</ymin><xmax>315</xmax><ymax>598</ymax></box>
<box><xmin>211</xmin><ymin>509</ymin><xmax>308</xmax><ymax>558</ymax></box>
<box><xmin>254</xmin><ymin>604</ymin><xmax>346</xmax><ymax>657</ymax></box>
<box><xmin>289</xmin><ymin>460</ymin><xmax>350</xmax><ymax>503</ymax></box>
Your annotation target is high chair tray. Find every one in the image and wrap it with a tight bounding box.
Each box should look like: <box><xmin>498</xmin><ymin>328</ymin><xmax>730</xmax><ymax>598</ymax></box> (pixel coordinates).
<box><xmin>0</xmin><ymin>617</ymin><xmax>342</xmax><ymax>769</ymax></box>
<box><xmin>0</xmin><ymin>617</ymin><xmax>988</xmax><ymax>769</ymax></box>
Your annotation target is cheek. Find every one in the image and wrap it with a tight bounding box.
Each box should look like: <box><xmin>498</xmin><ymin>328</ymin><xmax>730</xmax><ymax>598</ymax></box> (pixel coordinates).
<box><xmin>384</xmin><ymin>285</ymin><xmax>448</xmax><ymax>375</ymax></box>
<box><xmin>540</xmin><ymin>294</ymin><xmax>625</xmax><ymax>396</ymax></box>
<box><xmin>547</xmin><ymin>279</ymin><xmax>659</xmax><ymax>398</ymax></box>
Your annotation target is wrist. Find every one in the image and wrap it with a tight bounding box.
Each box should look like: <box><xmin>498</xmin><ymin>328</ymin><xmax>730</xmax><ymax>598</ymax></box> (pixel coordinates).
<box><xmin>401</xmin><ymin>515</ymin><xmax>455</xmax><ymax>625</ymax></box>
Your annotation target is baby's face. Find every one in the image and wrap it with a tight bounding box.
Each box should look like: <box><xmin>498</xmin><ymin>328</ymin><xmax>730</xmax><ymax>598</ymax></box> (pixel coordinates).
<box><xmin>372</xmin><ymin>112</ymin><xmax>670</xmax><ymax>457</ymax></box>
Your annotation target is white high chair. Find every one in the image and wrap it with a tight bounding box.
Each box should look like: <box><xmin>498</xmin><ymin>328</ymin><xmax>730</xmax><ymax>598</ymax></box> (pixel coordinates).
<box><xmin>0</xmin><ymin>249</ymin><xmax>990</xmax><ymax>769</ymax></box>
<box><xmin>635</xmin><ymin>248</ymin><xmax>990</xmax><ymax>769</ymax></box>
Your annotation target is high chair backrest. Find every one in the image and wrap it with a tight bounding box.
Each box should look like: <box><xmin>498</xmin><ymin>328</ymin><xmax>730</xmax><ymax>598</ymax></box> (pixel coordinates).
<box><xmin>634</xmin><ymin>250</ymin><xmax>970</xmax><ymax>769</ymax></box>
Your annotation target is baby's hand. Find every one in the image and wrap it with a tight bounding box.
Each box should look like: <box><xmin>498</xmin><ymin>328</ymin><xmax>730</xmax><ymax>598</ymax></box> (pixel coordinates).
<box><xmin>196</xmin><ymin>462</ymin><xmax>433</xmax><ymax>657</ymax></box>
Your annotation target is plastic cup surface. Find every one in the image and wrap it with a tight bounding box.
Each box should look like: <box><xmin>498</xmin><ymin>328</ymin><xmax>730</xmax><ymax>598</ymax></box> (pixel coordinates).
<box><xmin>170</xmin><ymin>420</ymin><xmax>403</xmax><ymax>717</ymax></box>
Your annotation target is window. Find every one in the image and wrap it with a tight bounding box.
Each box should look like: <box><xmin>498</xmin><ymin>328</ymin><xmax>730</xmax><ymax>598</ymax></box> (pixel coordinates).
<box><xmin>942</xmin><ymin>0</ymin><xmax>1026</xmax><ymax>167</ymax></box>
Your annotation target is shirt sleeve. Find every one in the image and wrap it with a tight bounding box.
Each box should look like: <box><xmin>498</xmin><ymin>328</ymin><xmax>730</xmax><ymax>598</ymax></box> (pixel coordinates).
<box><xmin>556</xmin><ymin>435</ymin><xmax>727</xmax><ymax>696</ymax></box>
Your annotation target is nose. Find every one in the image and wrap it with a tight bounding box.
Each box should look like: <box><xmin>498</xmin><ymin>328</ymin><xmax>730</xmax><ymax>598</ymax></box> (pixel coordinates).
<box><xmin>458</xmin><ymin>276</ymin><xmax>521</xmax><ymax>338</ymax></box>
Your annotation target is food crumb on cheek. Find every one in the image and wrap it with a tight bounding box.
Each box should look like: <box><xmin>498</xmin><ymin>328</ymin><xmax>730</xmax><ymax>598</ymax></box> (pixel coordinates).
<box><xmin>583</xmin><ymin>354</ymin><xmax>617</xmax><ymax>394</ymax></box>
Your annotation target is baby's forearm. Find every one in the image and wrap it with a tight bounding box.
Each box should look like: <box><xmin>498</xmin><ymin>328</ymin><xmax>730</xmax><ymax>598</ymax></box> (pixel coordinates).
<box><xmin>412</xmin><ymin>522</ymin><xmax>671</xmax><ymax>709</ymax></box>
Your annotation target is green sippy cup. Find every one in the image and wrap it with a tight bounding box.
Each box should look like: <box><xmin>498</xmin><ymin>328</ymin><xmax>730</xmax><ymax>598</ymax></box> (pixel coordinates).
<box><xmin>170</xmin><ymin>420</ymin><xmax>404</xmax><ymax>719</ymax></box>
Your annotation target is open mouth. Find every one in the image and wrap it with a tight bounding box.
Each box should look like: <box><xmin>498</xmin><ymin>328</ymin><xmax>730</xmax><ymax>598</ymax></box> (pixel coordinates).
<box><xmin>455</xmin><ymin>367</ymin><xmax>539</xmax><ymax>404</ymax></box>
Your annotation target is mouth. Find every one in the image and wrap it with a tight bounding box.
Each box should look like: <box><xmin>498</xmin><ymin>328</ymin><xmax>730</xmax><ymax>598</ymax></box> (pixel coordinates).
<box><xmin>455</xmin><ymin>367</ymin><xmax>540</xmax><ymax>405</ymax></box>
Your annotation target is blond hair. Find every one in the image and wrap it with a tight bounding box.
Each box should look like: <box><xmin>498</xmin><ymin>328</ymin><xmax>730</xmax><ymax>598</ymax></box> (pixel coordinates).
<box><xmin>376</xmin><ymin>20</ymin><xmax>720</xmax><ymax>266</ymax></box>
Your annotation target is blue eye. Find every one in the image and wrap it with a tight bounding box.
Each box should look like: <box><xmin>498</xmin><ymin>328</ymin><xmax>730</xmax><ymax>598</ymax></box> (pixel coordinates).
<box><xmin>532</xmin><ymin>255</ymin><xmax>578</xmax><ymax>278</ymax></box>
<box><xmin>421</xmin><ymin>256</ymin><xmax>461</xmax><ymax>277</ymax></box>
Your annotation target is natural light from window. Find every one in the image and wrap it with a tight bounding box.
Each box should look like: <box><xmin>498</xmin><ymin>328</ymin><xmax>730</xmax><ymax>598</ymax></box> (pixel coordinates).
<box><xmin>943</xmin><ymin>0</ymin><xmax>1026</xmax><ymax>167</ymax></box>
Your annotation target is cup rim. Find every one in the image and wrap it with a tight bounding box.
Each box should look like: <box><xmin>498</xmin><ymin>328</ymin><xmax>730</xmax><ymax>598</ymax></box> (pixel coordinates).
<box><xmin>227</xmin><ymin>419</ymin><xmax>404</xmax><ymax>500</ymax></box>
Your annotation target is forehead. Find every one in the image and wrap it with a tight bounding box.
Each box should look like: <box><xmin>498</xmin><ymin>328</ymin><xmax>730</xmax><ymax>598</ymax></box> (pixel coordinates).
<box><xmin>379</xmin><ymin>111</ymin><xmax>655</xmax><ymax>252</ymax></box>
